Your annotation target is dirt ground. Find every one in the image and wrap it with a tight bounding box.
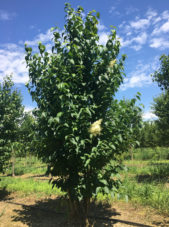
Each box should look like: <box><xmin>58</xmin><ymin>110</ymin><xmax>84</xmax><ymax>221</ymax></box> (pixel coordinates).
<box><xmin>0</xmin><ymin>190</ymin><xmax>169</xmax><ymax>227</ymax></box>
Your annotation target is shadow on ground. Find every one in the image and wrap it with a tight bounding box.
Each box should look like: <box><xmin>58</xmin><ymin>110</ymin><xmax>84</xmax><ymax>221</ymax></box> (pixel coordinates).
<box><xmin>12</xmin><ymin>197</ymin><xmax>117</xmax><ymax>226</ymax></box>
<box><xmin>136</xmin><ymin>162</ymin><xmax>169</xmax><ymax>183</ymax></box>
<box><xmin>11</xmin><ymin>197</ymin><xmax>152</xmax><ymax>227</ymax></box>
<box><xmin>28</xmin><ymin>174</ymin><xmax>50</xmax><ymax>181</ymax></box>
<box><xmin>0</xmin><ymin>186</ymin><xmax>11</xmax><ymax>201</ymax></box>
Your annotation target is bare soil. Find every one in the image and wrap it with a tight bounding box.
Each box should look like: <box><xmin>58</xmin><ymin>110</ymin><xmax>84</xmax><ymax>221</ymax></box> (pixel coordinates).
<box><xmin>0</xmin><ymin>192</ymin><xmax>169</xmax><ymax>227</ymax></box>
<box><xmin>0</xmin><ymin>173</ymin><xmax>169</xmax><ymax>227</ymax></box>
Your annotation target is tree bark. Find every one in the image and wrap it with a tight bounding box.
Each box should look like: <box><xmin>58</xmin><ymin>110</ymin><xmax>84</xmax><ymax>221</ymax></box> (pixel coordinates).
<box><xmin>130</xmin><ymin>147</ymin><xmax>133</xmax><ymax>161</ymax></box>
<box><xmin>68</xmin><ymin>192</ymin><xmax>90</xmax><ymax>226</ymax></box>
<box><xmin>11</xmin><ymin>145</ymin><xmax>15</xmax><ymax>177</ymax></box>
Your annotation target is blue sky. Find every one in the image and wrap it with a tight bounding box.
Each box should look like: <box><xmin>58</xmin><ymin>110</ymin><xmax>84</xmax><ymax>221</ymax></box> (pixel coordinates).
<box><xmin>0</xmin><ymin>0</ymin><xmax>169</xmax><ymax>120</ymax></box>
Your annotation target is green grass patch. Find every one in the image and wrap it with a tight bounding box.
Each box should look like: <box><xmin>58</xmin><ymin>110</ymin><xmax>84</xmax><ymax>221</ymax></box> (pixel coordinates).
<box><xmin>0</xmin><ymin>176</ymin><xmax>64</xmax><ymax>197</ymax></box>
<box><xmin>119</xmin><ymin>176</ymin><xmax>169</xmax><ymax>214</ymax></box>
<box><xmin>4</xmin><ymin>156</ymin><xmax>47</xmax><ymax>176</ymax></box>
<box><xmin>124</xmin><ymin>147</ymin><xmax>169</xmax><ymax>161</ymax></box>
<box><xmin>1</xmin><ymin>153</ymin><xmax>169</xmax><ymax>215</ymax></box>
<box><xmin>120</xmin><ymin>158</ymin><xmax>169</xmax><ymax>214</ymax></box>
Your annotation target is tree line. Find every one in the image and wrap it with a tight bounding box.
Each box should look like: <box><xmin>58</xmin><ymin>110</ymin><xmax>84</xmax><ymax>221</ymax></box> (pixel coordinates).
<box><xmin>0</xmin><ymin>76</ymin><xmax>36</xmax><ymax>174</ymax></box>
<box><xmin>139</xmin><ymin>54</ymin><xmax>169</xmax><ymax>148</ymax></box>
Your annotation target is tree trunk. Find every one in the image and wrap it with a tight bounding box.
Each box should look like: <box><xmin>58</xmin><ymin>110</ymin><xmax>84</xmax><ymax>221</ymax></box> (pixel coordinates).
<box><xmin>46</xmin><ymin>165</ymin><xmax>51</xmax><ymax>177</ymax></box>
<box><xmin>68</xmin><ymin>192</ymin><xmax>90</xmax><ymax>226</ymax></box>
<box><xmin>130</xmin><ymin>147</ymin><xmax>133</xmax><ymax>161</ymax></box>
<box><xmin>11</xmin><ymin>145</ymin><xmax>15</xmax><ymax>177</ymax></box>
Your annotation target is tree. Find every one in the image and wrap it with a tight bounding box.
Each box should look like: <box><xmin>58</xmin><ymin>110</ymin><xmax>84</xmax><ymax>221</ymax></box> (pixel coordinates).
<box><xmin>152</xmin><ymin>54</ymin><xmax>169</xmax><ymax>90</ymax></box>
<box><xmin>19</xmin><ymin>112</ymin><xmax>37</xmax><ymax>157</ymax></box>
<box><xmin>152</xmin><ymin>54</ymin><xmax>169</xmax><ymax>147</ymax></box>
<box><xmin>25</xmin><ymin>4</ymin><xmax>141</xmax><ymax>225</ymax></box>
<box><xmin>0</xmin><ymin>76</ymin><xmax>24</xmax><ymax>173</ymax></box>
<box><xmin>138</xmin><ymin>121</ymin><xmax>160</xmax><ymax>147</ymax></box>
<box><xmin>152</xmin><ymin>92</ymin><xmax>169</xmax><ymax>146</ymax></box>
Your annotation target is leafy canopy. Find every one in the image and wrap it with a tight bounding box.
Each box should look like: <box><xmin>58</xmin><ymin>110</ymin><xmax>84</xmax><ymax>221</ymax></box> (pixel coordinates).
<box><xmin>152</xmin><ymin>54</ymin><xmax>169</xmax><ymax>147</ymax></box>
<box><xmin>152</xmin><ymin>92</ymin><xmax>169</xmax><ymax>146</ymax></box>
<box><xmin>25</xmin><ymin>3</ymin><xmax>142</xmax><ymax>219</ymax></box>
<box><xmin>19</xmin><ymin>112</ymin><xmax>38</xmax><ymax>157</ymax></box>
<box><xmin>0</xmin><ymin>76</ymin><xmax>23</xmax><ymax>172</ymax></box>
<box><xmin>152</xmin><ymin>54</ymin><xmax>169</xmax><ymax>91</ymax></box>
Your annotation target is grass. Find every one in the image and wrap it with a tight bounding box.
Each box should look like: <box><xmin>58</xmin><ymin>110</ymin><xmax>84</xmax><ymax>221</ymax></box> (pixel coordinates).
<box><xmin>119</xmin><ymin>175</ymin><xmax>169</xmax><ymax>214</ymax></box>
<box><xmin>0</xmin><ymin>151</ymin><xmax>169</xmax><ymax>215</ymax></box>
<box><xmin>5</xmin><ymin>156</ymin><xmax>47</xmax><ymax>176</ymax></box>
<box><xmin>0</xmin><ymin>176</ymin><xmax>64</xmax><ymax>197</ymax></box>
<box><xmin>125</xmin><ymin>160</ymin><xmax>169</xmax><ymax>179</ymax></box>
<box><xmin>0</xmin><ymin>156</ymin><xmax>63</xmax><ymax>197</ymax></box>
<box><xmin>120</xmin><ymin>155</ymin><xmax>169</xmax><ymax>214</ymax></box>
<box><xmin>124</xmin><ymin>147</ymin><xmax>169</xmax><ymax>161</ymax></box>
<box><xmin>97</xmin><ymin>153</ymin><xmax>169</xmax><ymax>214</ymax></box>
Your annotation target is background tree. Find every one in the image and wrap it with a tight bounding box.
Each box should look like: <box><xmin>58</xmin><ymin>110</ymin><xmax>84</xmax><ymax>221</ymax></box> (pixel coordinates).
<box><xmin>25</xmin><ymin>4</ymin><xmax>142</xmax><ymax>225</ymax></box>
<box><xmin>19</xmin><ymin>112</ymin><xmax>38</xmax><ymax>159</ymax></box>
<box><xmin>152</xmin><ymin>54</ymin><xmax>169</xmax><ymax>90</ymax></box>
<box><xmin>0</xmin><ymin>76</ymin><xmax>24</xmax><ymax>174</ymax></box>
<box><xmin>152</xmin><ymin>92</ymin><xmax>169</xmax><ymax>146</ymax></box>
<box><xmin>152</xmin><ymin>54</ymin><xmax>169</xmax><ymax>147</ymax></box>
<box><xmin>138</xmin><ymin>121</ymin><xmax>160</xmax><ymax>147</ymax></box>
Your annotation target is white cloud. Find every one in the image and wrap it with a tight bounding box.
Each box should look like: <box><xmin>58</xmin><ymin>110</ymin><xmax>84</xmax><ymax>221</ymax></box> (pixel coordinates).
<box><xmin>98</xmin><ymin>32</ymin><xmax>109</xmax><ymax>45</ymax></box>
<box><xmin>119</xmin><ymin>21</ymin><xmax>126</xmax><ymax>28</ymax></box>
<box><xmin>120</xmin><ymin>38</ymin><xmax>132</xmax><ymax>47</ymax></box>
<box><xmin>152</xmin><ymin>16</ymin><xmax>161</xmax><ymax>25</ymax></box>
<box><xmin>97</xmin><ymin>22</ymin><xmax>107</xmax><ymax>31</ymax></box>
<box><xmin>142</xmin><ymin>111</ymin><xmax>157</xmax><ymax>121</ymax></box>
<box><xmin>150</xmin><ymin>37</ymin><xmax>169</xmax><ymax>49</ymax></box>
<box><xmin>109</xmin><ymin>6</ymin><xmax>120</xmax><ymax>16</ymax></box>
<box><xmin>131</xmin><ymin>45</ymin><xmax>142</xmax><ymax>51</ymax></box>
<box><xmin>133</xmin><ymin>32</ymin><xmax>147</xmax><ymax>45</ymax></box>
<box><xmin>119</xmin><ymin>8</ymin><xmax>169</xmax><ymax>51</ymax></box>
<box><xmin>146</xmin><ymin>8</ymin><xmax>157</xmax><ymax>20</ymax></box>
<box><xmin>125</xmin><ymin>6</ymin><xmax>138</xmax><ymax>15</ymax></box>
<box><xmin>162</xmin><ymin>10</ymin><xmax>169</xmax><ymax>20</ymax></box>
<box><xmin>159</xmin><ymin>20</ymin><xmax>169</xmax><ymax>32</ymax></box>
<box><xmin>130</xmin><ymin>18</ymin><xmax>150</xmax><ymax>29</ymax></box>
<box><xmin>0</xmin><ymin>46</ymin><xmax>28</xmax><ymax>84</ymax></box>
<box><xmin>0</xmin><ymin>10</ymin><xmax>16</xmax><ymax>21</ymax></box>
<box><xmin>120</xmin><ymin>32</ymin><xmax>147</xmax><ymax>50</ymax></box>
<box><xmin>0</xmin><ymin>28</ymin><xmax>57</xmax><ymax>84</ymax></box>
<box><xmin>120</xmin><ymin>59</ymin><xmax>159</xmax><ymax>90</ymax></box>
<box><xmin>152</xmin><ymin>20</ymin><xmax>169</xmax><ymax>35</ymax></box>
<box><xmin>25</xmin><ymin>29</ymin><xmax>53</xmax><ymax>46</ymax></box>
<box><xmin>24</xmin><ymin>106</ymin><xmax>35</xmax><ymax>113</ymax></box>
<box><xmin>121</xmin><ymin>73</ymin><xmax>152</xmax><ymax>90</ymax></box>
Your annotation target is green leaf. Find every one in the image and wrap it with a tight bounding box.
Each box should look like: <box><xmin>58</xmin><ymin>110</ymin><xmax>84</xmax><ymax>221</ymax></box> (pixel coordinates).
<box><xmin>104</xmin><ymin>186</ymin><xmax>109</xmax><ymax>194</ymax></box>
<box><xmin>100</xmin><ymin>179</ymin><xmax>107</xmax><ymax>185</ymax></box>
<box><xmin>84</xmin><ymin>159</ymin><xmax>90</xmax><ymax>167</ymax></box>
<box><xmin>57</xmin><ymin>112</ymin><xmax>63</xmax><ymax>118</ymax></box>
<box><xmin>110</xmin><ymin>191</ymin><xmax>114</xmax><ymax>198</ymax></box>
<box><xmin>48</xmin><ymin>117</ymin><xmax>54</xmax><ymax>125</ymax></box>
<box><xmin>86</xmin><ymin>108</ymin><xmax>91</xmax><ymax>116</ymax></box>
<box><xmin>69</xmin><ymin>59</ymin><xmax>75</xmax><ymax>64</ymax></box>
<box><xmin>96</xmin><ymin>12</ymin><xmax>100</xmax><ymax>18</ymax></box>
<box><xmin>118</xmin><ymin>134</ymin><xmax>123</xmax><ymax>143</ymax></box>
<box><xmin>70</xmin><ymin>138</ymin><xmax>77</xmax><ymax>145</ymax></box>
<box><xmin>96</xmin><ymin>187</ymin><xmax>101</xmax><ymax>194</ymax></box>
<box><xmin>41</xmin><ymin>112</ymin><xmax>47</xmax><ymax>118</ymax></box>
